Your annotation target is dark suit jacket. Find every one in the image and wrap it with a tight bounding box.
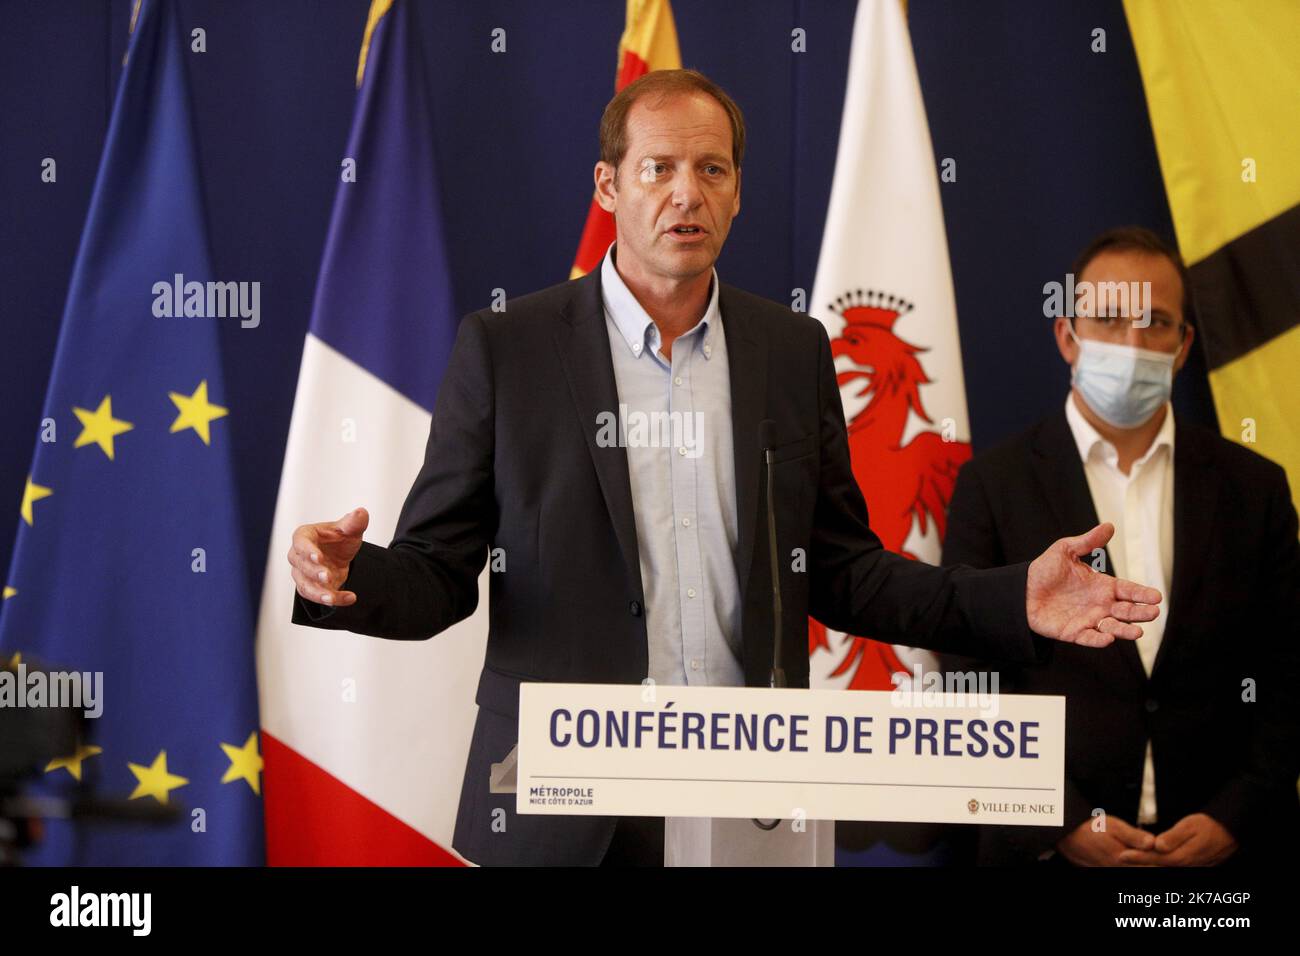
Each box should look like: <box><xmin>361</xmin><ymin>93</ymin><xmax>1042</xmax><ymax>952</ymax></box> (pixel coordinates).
<box><xmin>941</xmin><ymin>408</ymin><xmax>1300</xmax><ymax>865</ymax></box>
<box><xmin>293</xmin><ymin>264</ymin><xmax>1051</xmax><ymax>865</ymax></box>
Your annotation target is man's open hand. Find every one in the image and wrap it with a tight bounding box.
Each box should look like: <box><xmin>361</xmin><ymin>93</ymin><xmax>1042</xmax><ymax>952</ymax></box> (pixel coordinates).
<box><xmin>288</xmin><ymin>507</ymin><xmax>369</xmax><ymax>607</ymax></box>
<box><xmin>1026</xmin><ymin>523</ymin><xmax>1162</xmax><ymax>646</ymax></box>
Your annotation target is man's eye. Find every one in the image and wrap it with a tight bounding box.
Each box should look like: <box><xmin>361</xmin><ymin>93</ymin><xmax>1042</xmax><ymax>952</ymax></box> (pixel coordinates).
<box><xmin>705</xmin><ymin>165</ymin><xmax>722</xmax><ymax>175</ymax></box>
<box><xmin>639</xmin><ymin>160</ymin><xmax>668</xmax><ymax>182</ymax></box>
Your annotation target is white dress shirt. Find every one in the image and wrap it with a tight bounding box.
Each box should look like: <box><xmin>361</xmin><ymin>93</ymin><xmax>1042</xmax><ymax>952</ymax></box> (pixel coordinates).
<box><xmin>600</xmin><ymin>243</ymin><xmax>745</xmax><ymax>688</ymax></box>
<box><xmin>1064</xmin><ymin>392</ymin><xmax>1174</xmax><ymax>824</ymax></box>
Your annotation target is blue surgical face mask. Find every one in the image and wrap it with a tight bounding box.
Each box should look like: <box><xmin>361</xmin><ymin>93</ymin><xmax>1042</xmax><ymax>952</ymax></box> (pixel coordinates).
<box><xmin>1068</xmin><ymin>326</ymin><xmax>1176</xmax><ymax>428</ymax></box>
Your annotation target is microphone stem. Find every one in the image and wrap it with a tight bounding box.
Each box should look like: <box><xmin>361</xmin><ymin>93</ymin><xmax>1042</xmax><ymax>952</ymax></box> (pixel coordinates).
<box><xmin>765</xmin><ymin>448</ymin><xmax>786</xmax><ymax>688</ymax></box>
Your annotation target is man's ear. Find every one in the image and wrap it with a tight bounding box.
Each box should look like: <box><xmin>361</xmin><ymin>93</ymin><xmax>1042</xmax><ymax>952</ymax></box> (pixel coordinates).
<box><xmin>1054</xmin><ymin>317</ymin><xmax>1078</xmax><ymax>366</ymax></box>
<box><xmin>1173</xmin><ymin>323</ymin><xmax>1195</xmax><ymax>375</ymax></box>
<box><xmin>732</xmin><ymin>166</ymin><xmax>742</xmax><ymax>217</ymax></box>
<box><xmin>594</xmin><ymin>161</ymin><xmax>618</xmax><ymax>213</ymax></box>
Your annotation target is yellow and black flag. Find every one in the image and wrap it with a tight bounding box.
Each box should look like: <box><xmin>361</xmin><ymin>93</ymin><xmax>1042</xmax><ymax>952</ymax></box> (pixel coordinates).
<box><xmin>1125</xmin><ymin>0</ymin><xmax>1300</xmax><ymax>517</ymax></box>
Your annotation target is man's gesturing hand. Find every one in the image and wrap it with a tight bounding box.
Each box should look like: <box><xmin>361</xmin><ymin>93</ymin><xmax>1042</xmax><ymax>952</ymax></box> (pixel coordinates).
<box><xmin>1026</xmin><ymin>522</ymin><xmax>1162</xmax><ymax>647</ymax></box>
<box><xmin>288</xmin><ymin>507</ymin><xmax>369</xmax><ymax>607</ymax></box>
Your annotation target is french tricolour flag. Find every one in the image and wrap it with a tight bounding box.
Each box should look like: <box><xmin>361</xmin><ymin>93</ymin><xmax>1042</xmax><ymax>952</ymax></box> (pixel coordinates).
<box><xmin>254</xmin><ymin>0</ymin><xmax>486</xmax><ymax>866</ymax></box>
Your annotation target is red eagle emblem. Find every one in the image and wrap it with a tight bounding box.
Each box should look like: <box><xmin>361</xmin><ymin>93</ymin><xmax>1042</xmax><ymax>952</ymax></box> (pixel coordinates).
<box><xmin>808</xmin><ymin>289</ymin><xmax>972</xmax><ymax>689</ymax></box>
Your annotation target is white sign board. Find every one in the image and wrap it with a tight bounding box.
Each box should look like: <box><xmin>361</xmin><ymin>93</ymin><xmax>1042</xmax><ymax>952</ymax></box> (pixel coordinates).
<box><xmin>518</xmin><ymin>683</ymin><xmax>1064</xmax><ymax>827</ymax></box>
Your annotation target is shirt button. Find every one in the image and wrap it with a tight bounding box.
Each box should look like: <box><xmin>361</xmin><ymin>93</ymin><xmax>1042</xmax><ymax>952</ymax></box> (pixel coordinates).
<box><xmin>629</xmin><ymin>600</ymin><xmax>642</xmax><ymax>617</ymax></box>
<box><xmin>1144</xmin><ymin>698</ymin><xmax>1158</xmax><ymax>713</ymax></box>
<box><xmin>678</xmin><ymin>446</ymin><xmax>687</xmax><ymax>456</ymax></box>
<box><xmin>687</xmin><ymin>587</ymin><xmax>696</xmax><ymax>598</ymax></box>
<box><xmin>682</xmin><ymin>517</ymin><xmax>691</xmax><ymax>527</ymax></box>
<box><xmin>633</xmin><ymin>344</ymin><xmax>642</xmax><ymax>355</ymax></box>
<box><xmin>703</xmin><ymin>345</ymin><xmax>712</xmax><ymax>357</ymax></box>
<box><xmin>690</xmin><ymin>659</ymin><xmax>701</xmax><ymax>671</ymax></box>
<box><xmin>674</xmin><ymin>376</ymin><xmax>683</xmax><ymax>386</ymax></box>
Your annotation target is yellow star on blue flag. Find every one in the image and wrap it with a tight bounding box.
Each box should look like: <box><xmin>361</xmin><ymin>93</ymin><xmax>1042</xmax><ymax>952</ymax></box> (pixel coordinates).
<box><xmin>127</xmin><ymin>751</ymin><xmax>189</xmax><ymax>805</ymax></box>
<box><xmin>20</xmin><ymin>476</ymin><xmax>52</xmax><ymax>526</ymax></box>
<box><xmin>168</xmin><ymin>380</ymin><xmax>228</xmax><ymax>445</ymax></box>
<box><xmin>73</xmin><ymin>395</ymin><xmax>134</xmax><ymax>460</ymax></box>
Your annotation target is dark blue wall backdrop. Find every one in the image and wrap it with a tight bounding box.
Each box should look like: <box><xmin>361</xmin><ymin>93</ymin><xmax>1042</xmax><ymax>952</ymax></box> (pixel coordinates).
<box><xmin>0</xmin><ymin>0</ymin><xmax>1214</xmax><ymax>611</ymax></box>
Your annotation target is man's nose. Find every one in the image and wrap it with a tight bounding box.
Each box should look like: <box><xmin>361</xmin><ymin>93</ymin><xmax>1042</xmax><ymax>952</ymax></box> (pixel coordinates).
<box><xmin>671</xmin><ymin>170</ymin><xmax>703</xmax><ymax>210</ymax></box>
<box><xmin>1123</xmin><ymin>317</ymin><xmax>1157</xmax><ymax>349</ymax></box>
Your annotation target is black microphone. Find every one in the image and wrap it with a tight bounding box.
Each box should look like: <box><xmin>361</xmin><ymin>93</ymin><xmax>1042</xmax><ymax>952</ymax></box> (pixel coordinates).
<box><xmin>758</xmin><ymin>419</ymin><xmax>786</xmax><ymax>689</ymax></box>
<box><xmin>753</xmin><ymin>420</ymin><xmax>787</xmax><ymax>833</ymax></box>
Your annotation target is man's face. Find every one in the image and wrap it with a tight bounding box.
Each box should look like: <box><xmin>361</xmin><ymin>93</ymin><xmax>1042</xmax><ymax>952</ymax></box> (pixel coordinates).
<box><xmin>1055</xmin><ymin>248</ymin><xmax>1194</xmax><ymax>372</ymax></box>
<box><xmin>594</xmin><ymin>92</ymin><xmax>741</xmax><ymax>282</ymax></box>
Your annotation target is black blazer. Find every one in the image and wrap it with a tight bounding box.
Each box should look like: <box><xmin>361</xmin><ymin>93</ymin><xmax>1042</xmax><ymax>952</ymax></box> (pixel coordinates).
<box><xmin>941</xmin><ymin>408</ymin><xmax>1300</xmax><ymax>865</ymax></box>
<box><xmin>293</xmin><ymin>265</ymin><xmax>1050</xmax><ymax>865</ymax></box>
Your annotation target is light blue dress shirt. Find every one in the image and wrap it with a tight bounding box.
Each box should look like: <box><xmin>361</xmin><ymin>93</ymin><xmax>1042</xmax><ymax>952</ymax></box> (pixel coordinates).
<box><xmin>600</xmin><ymin>243</ymin><xmax>745</xmax><ymax>687</ymax></box>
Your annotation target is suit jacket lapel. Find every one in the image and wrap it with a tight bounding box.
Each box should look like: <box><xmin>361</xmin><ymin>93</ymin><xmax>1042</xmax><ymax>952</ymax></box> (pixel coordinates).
<box><xmin>1153</xmin><ymin>423</ymin><xmax>1219</xmax><ymax>674</ymax></box>
<box><xmin>1031</xmin><ymin>409</ymin><xmax>1146</xmax><ymax>682</ymax></box>
<box><xmin>549</xmin><ymin>272</ymin><xmax>770</xmax><ymax>602</ymax></box>
<box><xmin>551</xmin><ymin>268</ymin><xmax>643</xmax><ymax>597</ymax></box>
<box><xmin>719</xmin><ymin>284</ymin><xmax>767</xmax><ymax>595</ymax></box>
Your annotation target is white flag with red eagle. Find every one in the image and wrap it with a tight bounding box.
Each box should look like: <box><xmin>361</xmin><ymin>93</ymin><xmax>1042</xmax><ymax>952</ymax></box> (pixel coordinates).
<box><xmin>808</xmin><ymin>0</ymin><xmax>970</xmax><ymax>692</ymax></box>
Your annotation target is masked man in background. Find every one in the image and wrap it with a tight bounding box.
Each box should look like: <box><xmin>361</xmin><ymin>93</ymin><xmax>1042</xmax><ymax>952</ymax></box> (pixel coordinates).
<box><xmin>942</xmin><ymin>226</ymin><xmax>1300</xmax><ymax>866</ymax></box>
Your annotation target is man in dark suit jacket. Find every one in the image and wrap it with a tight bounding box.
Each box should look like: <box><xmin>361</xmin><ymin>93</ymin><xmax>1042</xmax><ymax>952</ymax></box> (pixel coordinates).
<box><xmin>285</xmin><ymin>72</ymin><xmax>1162</xmax><ymax>866</ymax></box>
<box><xmin>942</xmin><ymin>227</ymin><xmax>1300</xmax><ymax>866</ymax></box>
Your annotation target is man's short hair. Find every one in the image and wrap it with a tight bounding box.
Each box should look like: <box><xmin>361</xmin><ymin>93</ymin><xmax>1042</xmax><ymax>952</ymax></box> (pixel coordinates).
<box><xmin>1070</xmin><ymin>225</ymin><xmax>1192</xmax><ymax>319</ymax></box>
<box><xmin>599</xmin><ymin>68</ymin><xmax>746</xmax><ymax>179</ymax></box>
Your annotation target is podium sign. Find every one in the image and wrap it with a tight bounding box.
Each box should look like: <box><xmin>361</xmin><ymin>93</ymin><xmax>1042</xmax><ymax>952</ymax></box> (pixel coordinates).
<box><xmin>518</xmin><ymin>683</ymin><xmax>1064</xmax><ymax>827</ymax></box>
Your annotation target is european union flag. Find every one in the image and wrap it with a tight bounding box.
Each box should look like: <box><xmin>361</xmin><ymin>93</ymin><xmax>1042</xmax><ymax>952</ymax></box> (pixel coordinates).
<box><xmin>0</xmin><ymin>0</ymin><xmax>262</xmax><ymax>865</ymax></box>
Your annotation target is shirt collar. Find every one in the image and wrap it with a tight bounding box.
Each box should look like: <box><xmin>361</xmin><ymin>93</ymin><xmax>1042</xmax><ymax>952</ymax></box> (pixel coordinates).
<box><xmin>1064</xmin><ymin>392</ymin><xmax>1175</xmax><ymax>469</ymax></box>
<box><xmin>600</xmin><ymin>241</ymin><xmax>720</xmax><ymax>358</ymax></box>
